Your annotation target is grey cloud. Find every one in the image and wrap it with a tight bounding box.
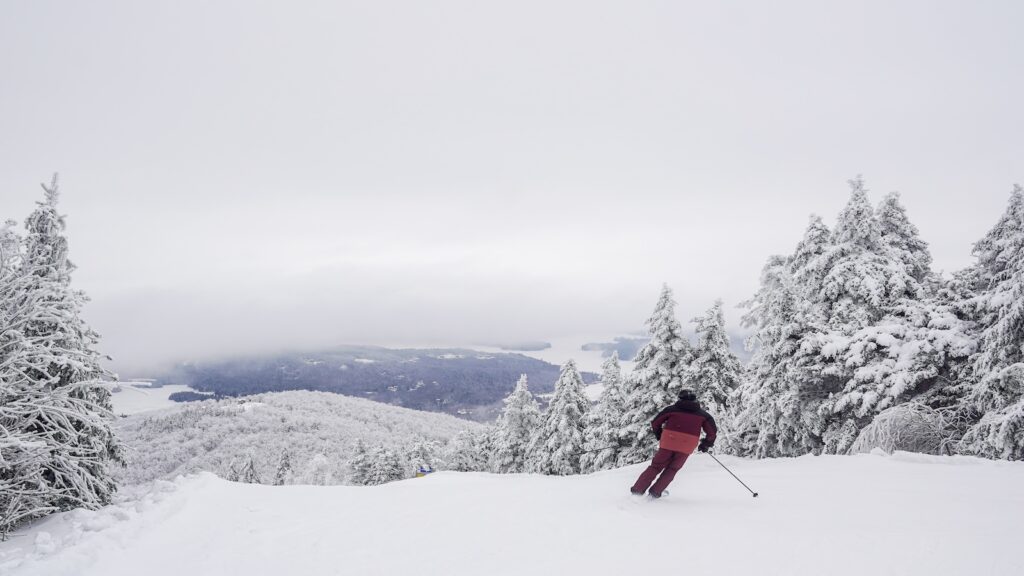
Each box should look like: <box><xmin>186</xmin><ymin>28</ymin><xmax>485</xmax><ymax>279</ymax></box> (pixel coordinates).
<box><xmin>3</xmin><ymin>1</ymin><xmax>1021</xmax><ymax>373</ymax></box>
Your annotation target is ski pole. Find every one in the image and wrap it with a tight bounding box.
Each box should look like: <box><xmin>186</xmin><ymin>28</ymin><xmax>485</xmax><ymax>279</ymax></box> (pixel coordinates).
<box><xmin>571</xmin><ymin>444</ymin><xmax>619</xmax><ymax>456</ymax></box>
<box><xmin>706</xmin><ymin>452</ymin><xmax>759</xmax><ymax>498</ymax></box>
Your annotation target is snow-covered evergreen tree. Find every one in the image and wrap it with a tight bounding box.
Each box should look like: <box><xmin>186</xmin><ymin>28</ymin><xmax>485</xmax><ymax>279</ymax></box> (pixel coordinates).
<box><xmin>580</xmin><ymin>352</ymin><xmax>626</xmax><ymax>472</ymax></box>
<box><xmin>736</xmin><ymin>182</ymin><xmax>898</xmax><ymax>456</ymax></box>
<box><xmin>745</xmin><ymin>179</ymin><xmax>921</xmax><ymax>453</ymax></box>
<box><xmin>819</xmin><ymin>177</ymin><xmax>896</xmax><ymax>330</ymax></box>
<box><xmin>736</xmin><ymin>180</ymin><xmax>977</xmax><ymax>457</ymax></box>
<box><xmin>0</xmin><ymin>221</ymin><xmax>30</xmax><ymax>529</ymax></box>
<box><xmin>404</xmin><ymin>437</ymin><xmax>442</xmax><ymax>475</ymax></box>
<box><xmin>0</xmin><ymin>219</ymin><xmax>18</xmax><ymax>265</ymax></box>
<box><xmin>492</xmin><ymin>375</ymin><xmax>542</xmax><ymax>473</ymax></box>
<box><xmin>732</xmin><ymin>224</ymin><xmax>826</xmax><ymax>458</ymax></box>
<box><xmin>474</xmin><ymin>429</ymin><xmax>498</xmax><ymax>473</ymax></box>
<box><xmin>445</xmin><ymin>430</ymin><xmax>490</xmax><ymax>472</ymax></box>
<box><xmin>877</xmin><ymin>191</ymin><xmax>932</xmax><ymax>284</ymax></box>
<box><xmin>226</xmin><ymin>461</ymin><xmax>241</xmax><ymax>482</ymax></box>
<box><xmin>365</xmin><ymin>447</ymin><xmax>406</xmax><ymax>485</ymax></box>
<box><xmin>618</xmin><ymin>285</ymin><xmax>692</xmax><ymax>465</ymax></box>
<box><xmin>274</xmin><ymin>450</ymin><xmax>293</xmax><ymax>486</ymax></box>
<box><xmin>241</xmin><ymin>456</ymin><xmax>262</xmax><ymax>484</ymax></box>
<box><xmin>348</xmin><ymin>439</ymin><xmax>372</xmax><ymax>485</ymax></box>
<box><xmin>819</xmin><ymin>183</ymin><xmax>973</xmax><ymax>452</ymax></box>
<box><xmin>16</xmin><ymin>177</ymin><xmax>114</xmax><ymax>399</ymax></box>
<box><xmin>959</xmin><ymin>185</ymin><xmax>1024</xmax><ymax>459</ymax></box>
<box><xmin>790</xmin><ymin>215</ymin><xmax>833</xmax><ymax>296</ymax></box>
<box><xmin>0</xmin><ymin>178</ymin><xmax>122</xmax><ymax>536</ymax></box>
<box><xmin>822</xmin><ymin>292</ymin><xmax>976</xmax><ymax>443</ymax></box>
<box><xmin>688</xmin><ymin>300</ymin><xmax>742</xmax><ymax>417</ymax></box>
<box><xmin>527</xmin><ymin>360</ymin><xmax>589</xmax><ymax>475</ymax></box>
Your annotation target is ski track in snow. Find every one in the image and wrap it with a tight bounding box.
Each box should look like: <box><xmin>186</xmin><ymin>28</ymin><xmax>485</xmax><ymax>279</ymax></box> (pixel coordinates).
<box><xmin>2</xmin><ymin>452</ymin><xmax>1022</xmax><ymax>576</ymax></box>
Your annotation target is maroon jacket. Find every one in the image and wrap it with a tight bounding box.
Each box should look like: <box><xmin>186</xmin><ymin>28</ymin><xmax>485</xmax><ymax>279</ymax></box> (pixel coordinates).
<box><xmin>651</xmin><ymin>400</ymin><xmax>717</xmax><ymax>449</ymax></box>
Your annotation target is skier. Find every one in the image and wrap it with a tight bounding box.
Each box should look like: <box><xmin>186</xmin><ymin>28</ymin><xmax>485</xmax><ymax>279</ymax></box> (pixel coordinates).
<box><xmin>630</xmin><ymin>389</ymin><xmax>716</xmax><ymax>498</ymax></box>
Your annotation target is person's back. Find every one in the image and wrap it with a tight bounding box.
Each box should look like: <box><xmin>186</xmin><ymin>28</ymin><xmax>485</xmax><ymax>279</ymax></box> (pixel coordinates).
<box><xmin>630</xmin><ymin>390</ymin><xmax>716</xmax><ymax>498</ymax></box>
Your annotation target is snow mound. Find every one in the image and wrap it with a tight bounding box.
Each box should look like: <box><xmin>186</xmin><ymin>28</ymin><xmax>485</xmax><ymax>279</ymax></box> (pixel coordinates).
<box><xmin>3</xmin><ymin>454</ymin><xmax>1022</xmax><ymax>576</ymax></box>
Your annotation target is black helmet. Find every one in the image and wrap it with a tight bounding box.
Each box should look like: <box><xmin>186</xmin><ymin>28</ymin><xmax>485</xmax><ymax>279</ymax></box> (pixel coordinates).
<box><xmin>678</xmin><ymin>389</ymin><xmax>697</xmax><ymax>402</ymax></box>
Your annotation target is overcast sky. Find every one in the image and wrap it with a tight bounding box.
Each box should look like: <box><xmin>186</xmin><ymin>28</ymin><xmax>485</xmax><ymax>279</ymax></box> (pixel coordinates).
<box><xmin>1</xmin><ymin>1</ymin><xmax>1022</xmax><ymax>375</ymax></box>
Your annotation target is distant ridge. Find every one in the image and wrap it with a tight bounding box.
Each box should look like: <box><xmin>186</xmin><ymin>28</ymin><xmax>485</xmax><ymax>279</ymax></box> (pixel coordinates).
<box><xmin>155</xmin><ymin>346</ymin><xmax>597</xmax><ymax>421</ymax></box>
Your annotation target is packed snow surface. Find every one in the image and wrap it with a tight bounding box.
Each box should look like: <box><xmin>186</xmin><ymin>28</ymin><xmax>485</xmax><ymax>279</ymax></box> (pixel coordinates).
<box><xmin>3</xmin><ymin>452</ymin><xmax>1022</xmax><ymax>576</ymax></box>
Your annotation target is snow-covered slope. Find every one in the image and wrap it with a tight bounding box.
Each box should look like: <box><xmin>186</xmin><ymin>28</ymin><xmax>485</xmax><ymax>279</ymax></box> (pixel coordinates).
<box><xmin>3</xmin><ymin>452</ymin><xmax>1021</xmax><ymax>576</ymax></box>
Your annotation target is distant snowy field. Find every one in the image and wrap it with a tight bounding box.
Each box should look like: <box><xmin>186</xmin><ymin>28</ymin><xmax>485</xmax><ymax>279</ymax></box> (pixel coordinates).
<box><xmin>108</xmin><ymin>383</ymin><xmax>204</xmax><ymax>415</ymax></box>
<box><xmin>490</xmin><ymin>335</ymin><xmax>621</xmax><ymax>372</ymax></box>
<box><xmin>3</xmin><ymin>452</ymin><xmax>1021</xmax><ymax>576</ymax></box>
<box><xmin>394</xmin><ymin>335</ymin><xmax>634</xmax><ymax>373</ymax></box>
<box><xmin>364</xmin><ymin>336</ymin><xmax>622</xmax><ymax>402</ymax></box>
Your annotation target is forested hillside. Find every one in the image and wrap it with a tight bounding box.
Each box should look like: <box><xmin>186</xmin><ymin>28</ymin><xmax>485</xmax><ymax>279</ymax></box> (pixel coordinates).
<box><xmin>156</xmin><ymin>346</ymin><xmax>596</xmax><ymax>420</ymax></box>
<box><xmin>115</xmin><ymin>391</ymin><xmax>483</xmax><ymax>487</ymax></box>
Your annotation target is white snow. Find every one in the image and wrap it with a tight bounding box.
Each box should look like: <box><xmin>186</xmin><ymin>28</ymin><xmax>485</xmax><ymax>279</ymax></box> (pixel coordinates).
<box><xmin>3</xmin><ymin>452</ymin><xmax>1021</xmax><ymax>576</ymax></box>
<box><xmin>469</xmin><ymin>336</ymin><xmax>628</xmax><ymax>373</ymax></box>
<box><xmin>388</xmin><ymin>335</ymin><xmax>632</xmax><ymax>373</ymax></box>
<box><xmin>109</xmin><ymin>383</ymin><xmax>206</xmax><ymax>416</ymax></box>
<box><xmin>584</xmin><ymin>382</ymin><xmax>605</xmax><ymax>401</ymax></box>
<box><xmin>216</xmin><ymin>401</ymin><xmax>264</xmax><ymax>413</ymax></box>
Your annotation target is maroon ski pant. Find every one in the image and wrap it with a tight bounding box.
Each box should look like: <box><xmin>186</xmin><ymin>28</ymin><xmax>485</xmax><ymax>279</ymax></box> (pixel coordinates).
<box><xmin>631</xmin><ymin>448</ymin><xmax>689</xmax><ymax>496</ymax></box>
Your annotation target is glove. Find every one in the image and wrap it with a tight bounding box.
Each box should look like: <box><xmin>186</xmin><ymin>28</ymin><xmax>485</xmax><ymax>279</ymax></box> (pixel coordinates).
<box><xmin>698</xmin><ymin>441</ymin><xmax>712</xmax><ymax>453</ymax></box>
<box><xmin>654</xmin><ymin>430</ymin><xmax>662</xmax><ymax>441</ymax></box>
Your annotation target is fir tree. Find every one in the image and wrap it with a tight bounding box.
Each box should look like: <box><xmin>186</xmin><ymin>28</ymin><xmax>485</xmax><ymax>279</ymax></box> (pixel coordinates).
<box><xmin>405</xmin><ymin>437</ymin><xmax>441</xmax><ymax>475</ymax></box>
<box><xmin>474</xmin><ymin>429</ymin><xmax>498</xmax><ymax>473</ymax></box>
<box><xmin>733</xmin><ymin>228</ymin><xmax>826</xmax><ymax>458</ymax></box>
<box><xmin>365</xmin><ymin>447</ymin><xmax>405</xmax><ymax>485</ymax></box>
<box><xmin>445</xmin><ymin>430</ymin><xmax>489</xmax><ymax>472</ymax></box>
<box><xmin>274</xmin><ymin>451</ymin><xmax>292</xmax><ymax>486</ymax></box>
<box><xmin>0</xmin><ymin>177</ymin><xmax>122</xmax><ymax>536</ymax></box>
<box><xmin>226</xmin><ymin>461</ymin><xmax>241</xmax><ymax>482</ymax></box>
<box><xmin>819</xmin><ymin>183</ymin><xmax>968</xmax><ymax>452</ymax></box>
<box><xmin>735</xmin><ymin>207</ymin><xmax>859</xmax><ymax>457</ymax></box>
<box><xmin>492</xmin><ymin>375</ymin><xmax>542</xmax><ymax>473</ymax></box>
<box><xmin>348</xmin><ymin>439</ymin><xmax>372</xmax><ymax>485</ymax></box>
<box><xmin>799</xmin><ymin>178</ymin><xmax>916</xmax><ymax>452</ymax></box>
<box><xmin>877</xmin><ymin>191</ymin><xmax>932</xmax><ymax>284</ymax></box>
<box><xmin>18</xmin><ymin>177</ymin><xmax>113</xmax><ymax>392</ymax></box>
<box><xmin>688</xmin><ymin>300</ymin><xmax>742</xmax><ymax>423</ymax></box>
<box><xmin>790</xmin><ymin>215</ymin><xmax>833</xmax><ymax>299</ymax></box>
<box><xmin>527</xmin><ymin>360</ymin><xmax>589</xmax><ymax>475</ymax></box>
<box><xmin>820</xmin><ymin>176</ymin><xmax>894</xmax><ymax>330</ymax></box>
<box><xmin>580</xmin><ymin>352</ymin><xmax>626</xmax><ymax>472</ymax></box>
<box><xmin>241</xmin><ymin>455</ymin><xmax>262</xmax><ymax>484</ymax></box>
<box><xmin>736</xmin><ymin>180</ymin><xmax>973</xmax><ymax>457</ymax></box>
<box><xmin>618</xmin><ymin>285</ymin><xmax>692</xmax><ymax>465</ymax></box>
<box><xmin>959</xmin><ymin>185</ymin><xmax>1024</xmax><ymax>459</ymax></box>
<box><xmin>0</xmin><ymin>219</ymin><xmax>18</xmax><ymax>264</ymax></box>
